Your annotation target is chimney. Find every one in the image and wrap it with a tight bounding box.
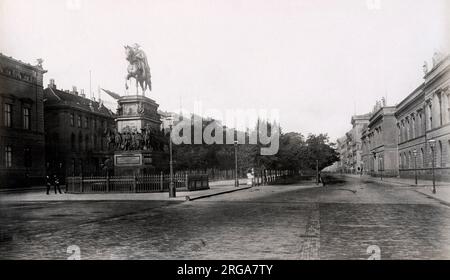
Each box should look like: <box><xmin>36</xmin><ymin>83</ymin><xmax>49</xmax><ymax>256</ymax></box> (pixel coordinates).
<box><xmin>80</xmin><ymin>89</ymin><xmax>86</xmax><ymax>98</ymax></box>
<box><xmin>48</xmin><ymin>78</ymin><xmax>56</xmax><ymax>89</ymax></box>
<box><xmin>72</xmin><ymin>86</ymin><xmax>78</xmax><ymax>96</ymax></box>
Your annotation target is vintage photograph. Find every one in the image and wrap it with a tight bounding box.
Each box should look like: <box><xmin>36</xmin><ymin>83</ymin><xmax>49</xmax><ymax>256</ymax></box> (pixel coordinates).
<box><xmin>0</xmin><ymin>0</ymin><xmax>449</xmax><ymax>262</ymax></box>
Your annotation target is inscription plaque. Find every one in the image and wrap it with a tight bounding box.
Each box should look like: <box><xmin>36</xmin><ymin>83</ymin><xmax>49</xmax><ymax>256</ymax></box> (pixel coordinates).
<box><xmin>115</xmin><ymin>154</ymin><xmax>142</xmax><ymax>166</ymax></box>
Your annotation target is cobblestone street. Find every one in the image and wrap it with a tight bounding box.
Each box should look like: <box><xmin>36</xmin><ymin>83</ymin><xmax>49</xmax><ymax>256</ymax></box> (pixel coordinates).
<box><xmin>1</xmin><ymin>176</ymin><xmax>449</xmax><ymax>259</ymax></box>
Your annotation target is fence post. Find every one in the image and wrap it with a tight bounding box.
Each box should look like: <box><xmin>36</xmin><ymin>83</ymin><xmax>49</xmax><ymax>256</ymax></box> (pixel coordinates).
<box><xmin>133</xmin><ymin>174</ymin><xmax>137</xmax><ymax>193</ymax></box>
<box><xmin>160</xmin><ymin>171</ymin><xmax>163</xmax><ymax>191</ymax></box>
<box><xmin>80</xmin><ymin>174</ymin><xmax>84</xmax><ymax>193</ymax></box>
<box><xmin>185</xmin><ymin>173</ymin><xmax>189</xmax><ymax>189</ymax></box>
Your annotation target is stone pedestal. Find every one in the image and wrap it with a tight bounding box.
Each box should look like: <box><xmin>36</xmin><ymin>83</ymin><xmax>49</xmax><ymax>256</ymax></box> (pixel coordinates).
<box><xmin>116</xmin><ymin>95</ymin><xmax>161</xmax><ymax>133</ymax></box>
<box><xmin>114</xmin><ymin>150</ymin><xmax>167</xmax><ymax>176</ymax></box>
<box><xmin>113</xmin><ymin>95</ymin><xmax>168</xmax><ymax>175</ymax></box>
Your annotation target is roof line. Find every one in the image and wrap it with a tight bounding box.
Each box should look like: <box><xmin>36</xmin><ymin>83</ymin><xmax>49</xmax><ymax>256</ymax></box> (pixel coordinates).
<box><xmin>49</xmin><ymin>87</ymin><xmax>62</xmax><ymax>101</ymax></box>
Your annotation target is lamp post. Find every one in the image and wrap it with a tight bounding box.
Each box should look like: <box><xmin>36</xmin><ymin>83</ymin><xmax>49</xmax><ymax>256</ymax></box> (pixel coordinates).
<box><xmin>412</xmin><ymin>149</ymin><xmax>418</xmax><ymax>185</ymax></box>
<box><xmin>167</xmin><ymin>115</ymin><xmax>175</xmax><ymax>198</ymax></box>
<box><xmin>234</xmin><ymin>140</ymin><xmax>239</xmax><ymax>187</ymax></box>
<box><xmin>379</xmin><ymin>154</ymin><xmax>383</xmax><ymax>181</ymax></box>
<box><xmin>428</xmin><ymin>139</ymin><xmax>436</xmax><ymax>194</ymax></box>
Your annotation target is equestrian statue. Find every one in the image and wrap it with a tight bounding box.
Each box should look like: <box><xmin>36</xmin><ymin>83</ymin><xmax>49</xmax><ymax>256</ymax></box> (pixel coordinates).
<box><xmin>124</xmin><ymin>43</ymin><xmax>152</xmax><ymax>96</ymax></box>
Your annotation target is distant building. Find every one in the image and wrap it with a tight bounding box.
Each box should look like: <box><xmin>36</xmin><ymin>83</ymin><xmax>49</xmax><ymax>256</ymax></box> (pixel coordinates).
<box><xmin>43</xmin><ymin>80</ymin><xmax>116</xmax><ymax>178</ymax></box>
<box><xmin>336</xmin><ymin>113</ymin><xmax>370</xmax><ymax>174</ymax></box>
<box><xmin>364</xmin><ymin>105</ymin><xmax>399</xmax><ymax>177</ymax></box>
<box><xmin>395</xmin><ymin>53</ymin><xmax>450</xmax><ymax>181</ymax></box>
<box><xmin>350</xmin><ymin>114</ymin><xmax>371</xmax><ymax>173</ymax></box>
<box><xmin>336</xmin><ymin>136</ymin><xmax>348</xmax><ymax>173</ymax></box>
<box><xmin>0</xmin><ymin>53</ymin><xmax>47</xmax><ymax>188</ymax></box>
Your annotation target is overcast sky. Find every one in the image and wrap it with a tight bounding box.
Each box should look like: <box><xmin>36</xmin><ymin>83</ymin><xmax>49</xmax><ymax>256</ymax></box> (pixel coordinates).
<box><xmin>1</xmin><ymin>0</ymin><xmax>449</xmax><ymax>141</ymax></box>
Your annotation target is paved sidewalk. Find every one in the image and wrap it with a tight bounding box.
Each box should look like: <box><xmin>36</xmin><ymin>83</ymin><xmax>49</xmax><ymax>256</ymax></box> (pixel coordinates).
<box><xmin>342</xmin><ymin>174</ymin><xmax>450</xmax><ymax>206</ymax></box>
<box><xmin>0</xmin><ymin>179</ymin><xmax>250</xmax><ymax>202</ymax></box>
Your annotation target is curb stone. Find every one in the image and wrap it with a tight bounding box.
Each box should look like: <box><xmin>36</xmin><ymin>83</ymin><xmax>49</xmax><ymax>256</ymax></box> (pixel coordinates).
<box><xmin>184</xmin><ymin>186</ymin><xmax>253</xmax><ymax>201</ymax></box>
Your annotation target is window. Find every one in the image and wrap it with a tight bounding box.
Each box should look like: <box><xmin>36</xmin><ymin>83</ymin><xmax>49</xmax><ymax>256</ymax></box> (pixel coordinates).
<box><xmin>4</xmin><ymin>104</ymin><xmax>12</xmax><ymax>127</ymax></box>
<box><xmin>70</xmin><ymin>113</ymin><xmax>74</xmax><ymax>126</ymax></box>
<box><xmin>71</xmin><ymin>159</ymin><xmax>75</xmax><ymax>176</ymax></box>
<box><xmin>5</xmin><ymin>146</ymin><xmax>12</xmax><ymax>168</ymax></box>
<box><xmin>408</xmin><ymin>151</ymin><xmax>413</xmax><ymax>169</ymax></box>
<box><xmin>420</xmin><ymin>148</ymin><xmax>425</xmax><ymax>168</ymax></box>
<box><xmin>23</xmin><ymin>107</ymin><xmax>31</xmax><ymax>130</ymax></box>
<box><xmin>24</xmin><ymin>147</ymin><xmax>32</xmax><ymax>168</ymax></box>
<box><xmin>71</xmin><ymin>133</ymin><xmax>76</xmax><ymax>151</ymax></box>
<box><xmin>85</xmin><ymin>135</ymin><xmax>89</xmax><ymax>150</ymax></box>
<box><xmin>418</xmin><ymin>113</ymin><xmax>423</xmax><ymax>135</ymax></box>
<box><xmin>77</xmin><ymin>115</ymin><xmax>82</xmax><ymax>128</ymax></box>
<box><xmin>84</xmin><ymin>117</ymin><xmax>88</xmax><ymax>128</ymax></box>
<box><xmin>78</xmin><ymin>132</ymin><xmax>83</xmax><ymax>151</ymax></box>
<box><xmin>429</xmin><ymin>104</ymin><xmax>433</xmax><ymax>129</ymax></box>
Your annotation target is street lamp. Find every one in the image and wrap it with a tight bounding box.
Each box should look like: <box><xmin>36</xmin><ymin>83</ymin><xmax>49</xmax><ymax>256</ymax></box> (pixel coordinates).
<box><xmin>167</xmin><ymin>115</ymin><xmax>176</xmax><ymax>198</ymax></box>
<box><xmin>412</xmin><ymin>149</ymin><xmax>418</xmax><ymax>185</ymax></box>
<box><xmin>234</xmin><ymin>140</ymin><xmax>239</xmax><ymax>187</ymax></box>
<box><xmin>379</xmin><ymin>154</ymin><xmax>383</xmax><ymax>181</ymax></box>
<box><xmin>428</xmin><ymin>139</ymin><xmax>436</xmax><ymax>194</ymax></box>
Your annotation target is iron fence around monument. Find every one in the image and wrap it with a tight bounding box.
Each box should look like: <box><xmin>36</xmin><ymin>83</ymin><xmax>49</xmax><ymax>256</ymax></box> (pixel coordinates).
<box><xmin>66</xmin><ymin>174</ymin><xmax>209</xmax><ymax>193</ymax></box>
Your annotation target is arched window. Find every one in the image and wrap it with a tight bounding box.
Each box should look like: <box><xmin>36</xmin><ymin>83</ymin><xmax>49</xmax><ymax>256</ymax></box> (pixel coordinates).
<box><xmin>429</xmin><ymin>103</ymin><xmax>433</xmax><ymax>129</ymax></box>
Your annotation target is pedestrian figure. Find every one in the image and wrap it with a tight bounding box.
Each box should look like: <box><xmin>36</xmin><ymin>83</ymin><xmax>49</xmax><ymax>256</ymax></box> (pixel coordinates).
<box><xmin>46</xmin><ymin>174</ymin><xmax>62</xmax><ymax>194</ymax></box>
<box><xmin>318</xmin><ymin>171</ymin><xmax>325</xmax><ymax>186</ymax></box>
<box><xmin>46</xmin><ymin>175</ymin><xmax>52</xmax><ymax>195</ymax></box>
<box><xmin>247</xmin><ymin>169</ymin><xmax>254</xmax><ymax>187</ymax></box>
<box><xmin>53</xmin><ymin>174</ymin><xmax>62</xmax><ymax>194</ymax></box>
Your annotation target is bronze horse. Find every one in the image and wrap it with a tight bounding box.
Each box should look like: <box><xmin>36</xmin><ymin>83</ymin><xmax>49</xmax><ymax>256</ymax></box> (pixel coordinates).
<box><xmin>124</xmin><ymin>44</ymin><xmax>152</xmax><ymax>95</ymax></box>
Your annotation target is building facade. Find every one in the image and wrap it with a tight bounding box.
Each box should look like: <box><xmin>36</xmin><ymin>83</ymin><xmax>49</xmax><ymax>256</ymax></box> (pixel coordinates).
<box><xmin>396</xmin><ymin>53</ymin><xmax>450</xmax><ymax>181</ymax></box>
<box><xmin>0</xmin><ymin>54</ymin><xmax>47</xmax><ymax>188</ymax></box>
<box><xmin>350</xmin><ymin>114</ymin><xmax>371</xmax><ymax>173</ymax></box>
<box><xmin>44</xmin><ymin>80</ymin><xmax>116</xmax><ymax>179</ymax></box>
<box><xmin>363</xmin><ymin>106</ymin><xmax>399</xmax><ymax>177</ymax></box>
<box><xmin>336</xmin><ymin>114</ymin><xmax>370</xmax><ymax>174</ymax></box>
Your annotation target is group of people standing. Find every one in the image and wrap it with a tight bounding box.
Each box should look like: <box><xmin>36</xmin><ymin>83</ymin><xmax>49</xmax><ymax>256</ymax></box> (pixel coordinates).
<box><xmin>46</xmin><ymin>174</ymin><xmax>63</xmax><ymax>195</ymax></box>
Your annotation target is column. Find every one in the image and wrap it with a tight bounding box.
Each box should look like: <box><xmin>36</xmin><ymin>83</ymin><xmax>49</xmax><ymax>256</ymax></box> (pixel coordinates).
<box><xmin>442</xmin><ymin>90</ymin><xmax>449</xmax><ymax>124</ymax></box>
